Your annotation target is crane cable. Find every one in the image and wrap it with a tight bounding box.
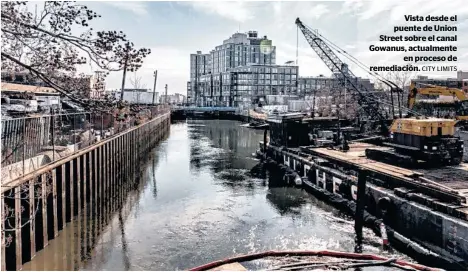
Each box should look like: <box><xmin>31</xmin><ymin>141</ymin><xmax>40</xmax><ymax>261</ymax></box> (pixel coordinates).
<box><xmin>300</xmin><ymin>22</ymin><xmax>423</xmax><ymax>117</ymax></box>
<box><xmin>308</xmin><ymin>25</ymin><xmax>423</xmax><ymax>117</ymax></box>
<box><xmin>310</xmin><ymin>25</ymin><xmax>402</xmax><ymax>88</ymax></box>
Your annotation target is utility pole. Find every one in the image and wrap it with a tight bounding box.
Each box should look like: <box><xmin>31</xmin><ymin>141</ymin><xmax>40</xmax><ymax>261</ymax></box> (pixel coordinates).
<box><xmin>120</xmin><ymin>54</ymin><xmax>129</xmax><ymax>101</ymax></box>
<box><xmin>164</xmin><ymin>84</ymin><xmax>168</xmax><ymax>105</ymax></box>
<box><xmin>152</xmin><ymin>70</ymin><xmax>158</xmax><ymax>105</ymax></box>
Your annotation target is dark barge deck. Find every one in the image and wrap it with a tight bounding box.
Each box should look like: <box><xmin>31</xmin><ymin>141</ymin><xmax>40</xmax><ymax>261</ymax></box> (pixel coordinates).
<box><xmin>302</xmin><ymin>143</ymin><xmax>468</xmax><ymax>207</ymax></box>
<box><xmin>262</xmin><ymin>141</ymin><xmax>468</xmax><ymax>269</ymax></box>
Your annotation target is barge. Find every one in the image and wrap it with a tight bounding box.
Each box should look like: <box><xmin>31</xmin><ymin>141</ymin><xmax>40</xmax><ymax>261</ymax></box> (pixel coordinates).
<box><xmin>256</xmin><ymin>113</ymin><xmax>468</xmax><ymax>270</ymax></box>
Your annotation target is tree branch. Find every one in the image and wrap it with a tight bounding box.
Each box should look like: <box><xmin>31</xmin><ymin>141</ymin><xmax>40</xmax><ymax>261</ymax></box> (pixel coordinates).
<box><xmin>1</xmin><ymin>52</ymin><xmax>91</xmax><ymax>107</ymax></box>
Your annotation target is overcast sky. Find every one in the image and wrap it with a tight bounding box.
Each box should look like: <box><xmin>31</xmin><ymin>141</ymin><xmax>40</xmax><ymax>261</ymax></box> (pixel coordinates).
<box><xmin>75</xmin><ymin>0</ymin><xmax>468</xmax><ymax>94</ymax></box>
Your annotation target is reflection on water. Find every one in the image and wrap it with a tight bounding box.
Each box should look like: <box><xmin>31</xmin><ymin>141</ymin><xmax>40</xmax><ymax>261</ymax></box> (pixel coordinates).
<box><xmin>22</xmin><ymin>120</ymin><xmax>409</xmax><ymax>271</ymax></box>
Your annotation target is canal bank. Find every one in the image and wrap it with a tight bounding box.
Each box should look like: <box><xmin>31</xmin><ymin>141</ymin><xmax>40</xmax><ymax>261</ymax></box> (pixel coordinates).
<box><xmin>1</xmin><ymin>110</ymin><xmax>170</xmax><ymax>271</ymax></box>
<box><xmin>21</xmin><ymin>120</ymin><xmax>410</xmax><ymax>270</ymax></box>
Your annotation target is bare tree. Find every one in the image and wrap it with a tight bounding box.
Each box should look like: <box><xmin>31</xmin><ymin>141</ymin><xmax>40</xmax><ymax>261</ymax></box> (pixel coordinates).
<box><xmin>385</xmin><ymin>70</ymin><xmax>417</xmax><ymax>90</ymax></box>
<box><xmin>1</xmin><ymin>1</ymin><xmax>151</xmax><ymax>110</ymax></box>
<box><xmin>118</xmin><ymin>43</ymin><xmax>150</xmax><ymax>101</ymax></box>
<box><xmin>129</xmin><ymin>72</ymin><xmax>147</xmax><ymax>90</ymax></box>
<box><xmin>382</xmin><ymin>70</ymin><xmax>417</xmax><ymax>116</ymax></box>
<box><xmin>0</xmin><ymin>2</ymin><xmax>153</xmax><ymax>246</ymax></box>
<box><xmin>128</xmin><ymin>72</ymin><xmax>147</xmax><ymax>104</ymax></box>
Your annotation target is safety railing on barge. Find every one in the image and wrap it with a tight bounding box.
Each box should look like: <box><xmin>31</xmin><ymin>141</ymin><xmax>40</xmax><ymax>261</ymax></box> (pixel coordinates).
<box><xmin>1</xmin><ymin>105</ymin><xmax>169</xmax><ymax>184</ymax></box>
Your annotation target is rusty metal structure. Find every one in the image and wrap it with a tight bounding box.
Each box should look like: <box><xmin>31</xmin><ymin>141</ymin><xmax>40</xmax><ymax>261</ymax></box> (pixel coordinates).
<box><xmin>1</xmin><ymin>106</ymin><xmax>171</xmax><ymax>270</ymax></box>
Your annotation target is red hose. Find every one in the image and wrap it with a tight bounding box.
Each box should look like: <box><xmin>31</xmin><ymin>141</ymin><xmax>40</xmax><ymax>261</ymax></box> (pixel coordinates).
<box><xmin>188</xmin><ymin>250</ymin><xmax>441</xmax><ymax>271</ymax></box>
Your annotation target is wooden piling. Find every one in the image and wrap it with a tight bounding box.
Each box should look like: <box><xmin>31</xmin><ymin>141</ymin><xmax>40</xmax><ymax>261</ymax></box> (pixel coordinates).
<box><xmin>109</xmin><ymin>141</ymin><xmax>114</xmax><ymax>215</ymax></box>
<box><xmin>41</xmin><ymin>174</ymin><xmax>48</xmax><ymax>248</ymax></box>
<box><xmin>69</xmin><ymin>160</ymin><xmax>74</xmax><ymax>223</ymax></box>
<box><xmin>93</xmin><ymin>149</ymin><xmax>98</xmax><ymax>242</ymax></box>
<box><xmin>82</xmin><ymin>155</ymin><xmax>87</xmax><ymax>260</ymax></box>
<box><xmin>61</xmin><ymin>164</ymin><xmax>66</xmax><ymax>229</ymax></box>
<box><xmin>15</xmin><ymin>186</ymin><xmax>22</xmax><ymax>269</ymax></box>
<box><xmin>354</xmin><ymin>169</ymin><xmax>368</xmax><ymax>253</ymax></box>
<box><xmin>52</xmin><ymin>169</ymin><xmax>58</xmax><ymax>239</ymax></box>
<box><xmin>1</xmin><ymin>196</ymin><xmax>6</xmax><ymax>271</ymax></box>
<box><xmin>98</xmin><ymin>146</ymin><xmax>103</xmax><ymax>233</ymax></box>
<box><xmin>29</xmin><ymin>180</ymin><xmax>35</xmax><ymax>260</ymax></box>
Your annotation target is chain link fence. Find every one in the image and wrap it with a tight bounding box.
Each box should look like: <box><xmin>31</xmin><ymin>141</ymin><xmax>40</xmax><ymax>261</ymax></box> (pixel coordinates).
<box><xmin>1</xmin><ymin>105</ymin><xmax>169</xmax><ymax>183</ymax></box>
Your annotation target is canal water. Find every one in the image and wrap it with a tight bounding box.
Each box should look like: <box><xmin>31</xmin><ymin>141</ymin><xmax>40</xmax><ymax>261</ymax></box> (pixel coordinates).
<box><xmin>22</xmin><ymin>120</ymin><xmax>409</xmax><ymax>270</ymax></box>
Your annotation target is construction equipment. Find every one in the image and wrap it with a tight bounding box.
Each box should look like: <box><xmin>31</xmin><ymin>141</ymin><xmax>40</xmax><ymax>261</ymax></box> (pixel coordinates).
<box><xmin>295</xmin><ymin>18</ymin><xmax>464</xmax><ymax>166</ymax></box>
<box><xmin>377</xmin><ymin>118</ymin><xmax>464</xmax><ymax>165</ymax></box>
<box><xmin>408</xmin><ymin>81</ymin><xmax>468</xmax><ymax>123</ymax></box>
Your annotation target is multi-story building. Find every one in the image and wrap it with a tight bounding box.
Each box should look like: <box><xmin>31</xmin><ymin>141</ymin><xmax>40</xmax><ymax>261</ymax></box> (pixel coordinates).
<box><xmin>161</xmin><ymin>93</ymin><xmax>186</xmax><ymax>105</ymax></box>
<box><xmin>194</xmin><ymin>64</ymin><xmax>298</xmax><ymax>107</ymax></box>
<box><xmin>187</xmin><ymin>30</ymin><xmax>381</xmax><ymax>108</ymax></box>
<box><xmin>412</xmin><ymin>74</ymin><xmax>467</xmax><ymax>89</ymax></box>
<box><xmin>188</xmin><ymin>31</ymin><xmax>283</xmax><ymax>107</ymax></box>
<box><xmin>209</xmin><ymin>31</ymin><xmax>276</xmax><ymax>74</ymax></box>
<box><xmin>187</xmin><ymin>81</ymin><xmax>193</xmax><ymax>104</ymax></box>
<box><xmin>1</xmin><ymin>70</ymin><xmax>106</xmax><ymax>99</ymax></box>
<box><xmin>189</xmin><ymin>51</ymin><xmax>211</xmax><ymax>105</ymax></box>
<box><xmin>457</xmin><ymin>71</ymin><xmax>468</xmax><ymax>80</ymax></box>
<box><xmin>297</xmin><ymin>75</ymin><xmax>375</xmax><ymax>98</ymax></box>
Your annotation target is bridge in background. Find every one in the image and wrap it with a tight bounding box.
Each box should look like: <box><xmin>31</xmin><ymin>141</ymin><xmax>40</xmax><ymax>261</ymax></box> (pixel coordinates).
<box><xmin>170</xmin><ymin>106</ymin><xmax>242</xmax><ymax>120</ymax></box>
<box><xmin>171</xmin><ymin>106</ymin><xmax>237</xmax><ymax>113</ymax></box>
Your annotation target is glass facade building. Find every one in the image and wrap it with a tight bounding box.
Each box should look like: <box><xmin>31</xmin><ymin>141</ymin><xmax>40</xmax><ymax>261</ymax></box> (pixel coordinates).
<box><xmin>297</xmin><ymin>75</ymin><xmax>375</xmax><ymax>102</ymax></box>
<box><xmin>188</xmin><ymin>31</ymin><xmax>281</xmax><ymax>107</ymax></box>
<box><xmin>187</xmin><ymin>31</ymin><xmax>375</xmax><ymax>108</ymax></box>
<box><xmin>194</xmin><ymin>64</ymin><xmax>299</xmax><ymax>107</ymax></box>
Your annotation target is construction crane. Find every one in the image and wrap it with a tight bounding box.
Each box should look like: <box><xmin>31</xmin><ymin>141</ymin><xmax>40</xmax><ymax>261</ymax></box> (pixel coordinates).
<box><xmin>295</xmin><ymin>18</ymin><xmax>464</xmax><ymax>166</ymax></box>
<box><xmin>295</xmin><ymin>18</ymin><xmax>389</xmax><ymax>132</ymax></box>
<box><xmin>408</xmin><ymin>81</ymin><xmax>468</xmax><ymax>124</ymax></box>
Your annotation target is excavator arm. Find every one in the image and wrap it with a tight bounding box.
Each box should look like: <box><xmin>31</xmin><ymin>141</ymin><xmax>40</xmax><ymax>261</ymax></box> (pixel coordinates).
<box><xmin>408</xmin><ymin>82</ymin><xmax>468</xmax><ymax>108</ymax></box>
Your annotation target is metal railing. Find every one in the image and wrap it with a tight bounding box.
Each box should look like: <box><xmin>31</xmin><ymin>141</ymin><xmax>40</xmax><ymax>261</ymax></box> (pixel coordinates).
<box><xmin>1</xmin><ymin>105</ymin><xmax>169</xmax><ymax>183</ymax></box>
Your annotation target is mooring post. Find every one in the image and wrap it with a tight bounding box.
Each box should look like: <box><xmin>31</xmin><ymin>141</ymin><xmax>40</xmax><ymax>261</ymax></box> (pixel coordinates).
<box><xmin>263</xmin><ymin>128</ymin><xmax>268</xmax><ymax>159</ymax></box>
<box><xmin>355</xmin><ymin>169</ymin><xmax>368</xmax><ymax>253</ymax></box>
<box><xmin>1</xmin><ymin>195</ymin><xmax>6</xmax><ymax>271</ymax></box>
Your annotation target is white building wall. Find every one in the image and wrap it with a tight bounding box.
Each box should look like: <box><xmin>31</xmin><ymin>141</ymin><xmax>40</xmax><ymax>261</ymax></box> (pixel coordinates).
<box><xmin>114</xmin><ymin>91</ymin><xmax>158</xmax><ymax>104</ymax></box>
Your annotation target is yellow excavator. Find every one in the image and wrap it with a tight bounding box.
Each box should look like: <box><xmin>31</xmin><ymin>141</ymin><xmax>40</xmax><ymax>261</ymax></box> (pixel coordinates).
<box><xmin>366</xmin><ymin>117</ymin><xmax>465</xmax><ymax>166</ymax></box>
<box><xmin>407</xmin><ymin>81</ymin><xmax>468</xmax><ymax>122</ymax></box>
